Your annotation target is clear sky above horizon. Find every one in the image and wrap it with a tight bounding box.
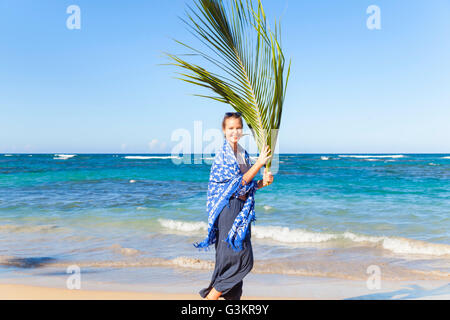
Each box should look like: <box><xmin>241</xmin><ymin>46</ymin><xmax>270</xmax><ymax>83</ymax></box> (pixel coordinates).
<box><xmin>1</xmin><ymin>0</ymin><xmax>449</xmax><ymax>154</ymax></box>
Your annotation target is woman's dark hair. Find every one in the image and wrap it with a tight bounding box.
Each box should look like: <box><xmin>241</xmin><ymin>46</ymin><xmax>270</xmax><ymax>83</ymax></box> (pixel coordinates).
<box><xmin>222</xmin><ymin>112</ymin><xmax>243</xmax><ymax>130</ymax></box>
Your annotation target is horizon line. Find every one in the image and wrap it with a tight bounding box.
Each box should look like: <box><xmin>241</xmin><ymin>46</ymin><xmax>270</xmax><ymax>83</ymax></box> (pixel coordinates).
<box><xmin>2</xmin><ymin>153</ymin><xmax>450</xmax><ymax>155</ymax></box>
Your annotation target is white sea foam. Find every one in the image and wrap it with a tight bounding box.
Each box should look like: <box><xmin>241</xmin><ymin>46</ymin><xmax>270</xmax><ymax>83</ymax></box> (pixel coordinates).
<box><xmin>254</xmin><ymin>228</ymin><xmax>450</xmax><ymax>256</ymax></box>
<box><xmin>321</xmin><ymin>156</ymin><xmax>330</xmax><ymax>160</ymax></box>
<box><xmin>339</xmin><ymin>155</ymin><xmax>405</xmax><ymax>159</ymax></box>
<box><xmin>252</xmin><ymin>226</ymin><xmax>338</xmax><ymax>243</ymax></box>
<box><xmin>124</xmin><ymin>156</ymin><xmax>181</xmax><ymax>160</ymax></box>
<box><xmin>4</xmin><ymin>154</ymin><xmax>13</xmax><ymax>157</ymax></box>
<box><xmin>158</xmin><ymin>219</ymin><xmax>450</xmax><ymax>257</ymax></box>
<box><xmin>54</xmin><ymin>154</ymin><xmax>76</xmax><ymax>160</ymax></box>
<box><xmin>158</xmin><ymin>219</ymin><xmax>207</xmax><ymax>233</ymax></box>
<box><xmin>159</xmin><ymin>219</ymin><xmax>337</xmax><ymax>243</ymax></box>
<box><xmin>442</xmin><ymin>156</ymin><xmax>450</xmax><ymax>159</ymax></box>
<box><xmin>381</xmin><ymin>237</ymin><xmax>450</xmax><ymax>256</ymax></box>
<box><xmin>342</xmin><ymin>232</ymin><xmax>450</xmax><ymax>256</ymax></box>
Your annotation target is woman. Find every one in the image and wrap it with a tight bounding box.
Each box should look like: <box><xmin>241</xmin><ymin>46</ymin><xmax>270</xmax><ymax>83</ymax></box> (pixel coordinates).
<box><xmin>195</xmin><ymin>112</ymin><xmax>274</xmax><ymax>300</ymax></box>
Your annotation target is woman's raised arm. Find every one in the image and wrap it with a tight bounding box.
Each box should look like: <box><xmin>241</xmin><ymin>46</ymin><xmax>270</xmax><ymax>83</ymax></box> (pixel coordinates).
<box><xmin>241</xmin><ymin>146</ymin><xmax>271</xmax><ymax>186</ymax></box>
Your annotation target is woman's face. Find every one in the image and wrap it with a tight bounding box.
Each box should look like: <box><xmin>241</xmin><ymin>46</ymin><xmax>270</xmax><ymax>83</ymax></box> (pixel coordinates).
<box><xmin>223</xmin><ymin>117</ymin><xmax>243</xmax><ymax>144</ymax></box>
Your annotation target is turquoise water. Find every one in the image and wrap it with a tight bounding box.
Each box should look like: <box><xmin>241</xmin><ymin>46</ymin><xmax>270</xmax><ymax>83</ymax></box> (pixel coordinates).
<box><xmin>0</xmin><ymin>153</ymin><xmax>449</xmax><ymax>283</ymax></box>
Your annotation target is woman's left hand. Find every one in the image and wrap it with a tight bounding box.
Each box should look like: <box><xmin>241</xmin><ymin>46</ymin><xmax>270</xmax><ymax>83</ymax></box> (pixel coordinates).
<box><xmin>263</xmin><ymin>168</ymin><xmax>274</xmax><ymax>187</ymax></box>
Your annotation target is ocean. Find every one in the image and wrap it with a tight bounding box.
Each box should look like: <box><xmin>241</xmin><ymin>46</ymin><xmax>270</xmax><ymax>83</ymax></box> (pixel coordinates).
<box><xmin>0</xmin><ymin>153</ymin><xmax>449</xmax><ymax>293</ymax></box>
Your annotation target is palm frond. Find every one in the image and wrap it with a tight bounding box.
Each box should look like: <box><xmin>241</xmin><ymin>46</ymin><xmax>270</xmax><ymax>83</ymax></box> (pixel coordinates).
<box><xmin>166</xmin><ymin>0</ymin><xmax>291</xmax><ymax>169</ymax></box>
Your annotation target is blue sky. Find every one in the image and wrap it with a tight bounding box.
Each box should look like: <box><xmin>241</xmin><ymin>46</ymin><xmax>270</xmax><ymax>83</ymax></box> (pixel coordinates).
<box><xmin>1</xmin><ymin>0</ymin><xmax>449</xmax><ymax>154</ymax></box>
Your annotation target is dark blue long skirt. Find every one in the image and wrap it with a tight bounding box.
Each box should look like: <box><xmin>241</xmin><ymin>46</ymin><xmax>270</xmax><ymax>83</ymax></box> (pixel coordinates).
<box><xmin>199</xmin><ymin>197</ymin><xmax>254</xmax><ymax>300</ymax></box>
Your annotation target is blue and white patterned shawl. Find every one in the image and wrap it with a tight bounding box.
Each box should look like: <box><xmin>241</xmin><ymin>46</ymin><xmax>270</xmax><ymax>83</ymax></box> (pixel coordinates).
<box><xmin>194</xmin><ymin>139</ymin><xmax>259</xmax><ymax>252</ymax></box>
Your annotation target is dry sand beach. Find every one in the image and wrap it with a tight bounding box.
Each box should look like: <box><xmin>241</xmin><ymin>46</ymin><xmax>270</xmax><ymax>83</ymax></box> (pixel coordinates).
<box><xmin>0</xmin><ymin>283</ymin><xmax>297</xmax><ymax>300</ymax></box>
<box><xmin>1</xmin><ymin>275</ymin><xmax>449</xmax><ymax>300</ymax></box>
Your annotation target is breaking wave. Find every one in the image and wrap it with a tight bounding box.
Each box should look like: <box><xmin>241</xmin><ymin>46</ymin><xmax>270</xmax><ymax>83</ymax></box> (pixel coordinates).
<box><xmin>158</xmin><ymin>219</ymin><xmax>207</xmax><ymax>233</ymax></box>
<box><xmin>54</xmin><ymin>154</ymin><xmax>76</xmax><ymax>160</ymax></box>
<box><xmin>158</xmin><ymin>219</ymin><xmax>450</xmax><ymax>257</ymax></box>
<box><xmin>124</xmin><ymin>156</ymin><xmax>181</xmax><ymax>160</ymax></box>
<box><xmin>339</xmin><ymin>155</ymin><xmax>405</xmax><ymax>159</ymax></box>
